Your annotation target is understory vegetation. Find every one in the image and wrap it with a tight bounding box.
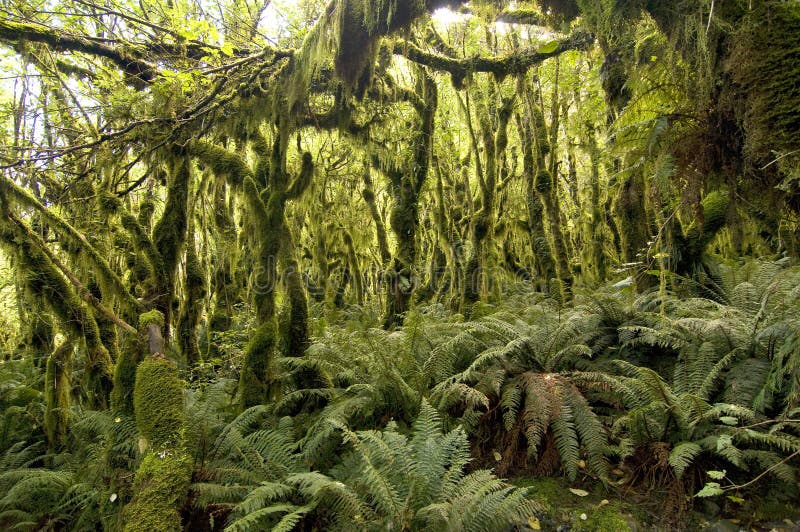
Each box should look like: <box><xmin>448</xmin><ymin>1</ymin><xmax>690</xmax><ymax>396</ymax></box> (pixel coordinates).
<box><xmin>0</xmin><ymin>0</ymin><xmax>799</xmax><ymax>530</ymax></box>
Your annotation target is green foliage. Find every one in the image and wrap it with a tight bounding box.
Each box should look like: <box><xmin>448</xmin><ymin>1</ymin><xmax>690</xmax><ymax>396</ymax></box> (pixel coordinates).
<box><xmin>427</xmin><ymin>301</ymin><xmax>609</xmax><ymax>480</ymax></box>
<box><xmin>290</xmin><ymin>401</ymin><xmax>540</xmax><ymax>531</ymax></box>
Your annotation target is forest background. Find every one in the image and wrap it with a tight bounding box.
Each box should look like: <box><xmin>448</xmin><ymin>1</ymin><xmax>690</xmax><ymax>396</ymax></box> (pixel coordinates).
<box><xmin>0</xmin><ymin>0</ymin><xmax>799</xmax><ymax>530</ymax></box>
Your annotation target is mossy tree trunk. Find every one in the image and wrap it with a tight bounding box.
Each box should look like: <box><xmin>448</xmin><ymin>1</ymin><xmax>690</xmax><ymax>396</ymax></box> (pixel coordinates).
<box><xmin>0</xmin><ymin>205</ymin><xmax>114</xmax><ymax>408</ymax></box>
<box><xmin>44</xmin><ymin>340</ymin><xmax>72</xmax><ymax>452</ymax></box>
<box><xmin>459</xmin><ymin>84</ymin><xmax>515</xmax><ymax>311</ymax></box>
<box><xmin>521</xmin><ymin>76</ymin><xmax>573</xmax><ymax>300</ymax></box>
<box><xmin>123</xmin><ymin>310</ymin><xmax>191</xmax><ymax>532</ymax></box>
<box><xmin>379</xmin><ymin>70</ymin><xmax>437</xmax><ymax>328</ymax></box>
<box><xmin>150</xmin><ymin>155</ymin><xmax>191</xmax><ymax>332</ymax></box>
<box><xmin>240</xmin><ymin>129</ymin><xmax>314</xmax><ymax>409</ymax></box>
<box><xmin>516</xmin><ymin>85</ymin><xmax>556</xmax><ymax>293</ymax></box>
<box><xmin>582</xmin><ymin>125</ymin><xmax>607</xmax><ymax>283</ymax></box>
<box><xmin>176</xmin><ymin>232</ymin><xmax>206</xmax><ymax>365</ymax></box>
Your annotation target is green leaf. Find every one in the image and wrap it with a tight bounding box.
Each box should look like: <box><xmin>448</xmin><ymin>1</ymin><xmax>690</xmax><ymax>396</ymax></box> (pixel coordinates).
<box><xmin>695</xmin><ymin>482</ymin><xmax>724</xmax><ymax>498</ymax></box>
<box><xmin>707</xmin><ymin>470</ymin><xmax>726</xmax><ymax>480</ymax></box>
<box><xmin>537</xmin><ymin>41</ymin><xmax>559</xmax><ymax>54</ymax></box>
<box><xmin>719</xmin><ymin>416</ymin><xmax>738</xmax><ymax>426</ymax></box>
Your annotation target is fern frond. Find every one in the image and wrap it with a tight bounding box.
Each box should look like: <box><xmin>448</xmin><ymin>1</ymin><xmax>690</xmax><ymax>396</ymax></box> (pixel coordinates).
<box><xmin>668</xmin><ymin>442</ymin><xmax>702</xmax><ymax>478</ymax></box>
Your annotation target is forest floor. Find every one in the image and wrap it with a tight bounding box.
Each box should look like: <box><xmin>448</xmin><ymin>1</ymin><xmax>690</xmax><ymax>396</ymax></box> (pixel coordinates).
<box><xmin>511</xmin><ymin>475</ymin><xmax>800</xmax><ymax>531</ymax></box>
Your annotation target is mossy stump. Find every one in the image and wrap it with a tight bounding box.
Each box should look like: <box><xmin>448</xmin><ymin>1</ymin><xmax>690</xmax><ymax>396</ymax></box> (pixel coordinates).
<box><xmin>123</xmin><ymin>353</ymin><xmax>189</xmax><ymax>531</ymax></box>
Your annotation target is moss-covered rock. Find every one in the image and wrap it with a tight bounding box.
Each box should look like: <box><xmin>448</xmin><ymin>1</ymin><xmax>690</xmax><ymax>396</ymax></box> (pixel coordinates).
<box><xmin>133</xmin><ymin>357</ymin><xmax>184</xmax><ymax>449</ymax></box>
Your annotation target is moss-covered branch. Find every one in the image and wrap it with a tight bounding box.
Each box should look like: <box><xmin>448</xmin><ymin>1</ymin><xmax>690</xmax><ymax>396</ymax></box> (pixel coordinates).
<box><xmin>0</xmin><ymin>19</ymin><xmax>156</xmax><ymax>82</ymax></box>
<box><xmin>395</xmin><ymin>31</ymin><xmax>594</xmax><ymax>85</ymax></box>
<box><xmin>0</xmin><ymin>209</ymin><xmax>113</xmax><ymax>405</ymax></box>
<box><xmin>0</xmin><ymin>176</ymin><xmax>142</xmax><ymax>314</ymax></box>
<box><xmin>8</xmin><ymin>211</ymin><xmax>137</xmax><ymax>335</ymax></box>
<box><xmin>188</xmin><ymin>141</ymin><xmax>253</xmax><ymax>187</ymax></box>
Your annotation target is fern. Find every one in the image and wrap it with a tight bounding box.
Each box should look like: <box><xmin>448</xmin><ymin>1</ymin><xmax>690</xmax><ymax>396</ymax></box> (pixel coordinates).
<box><xmin>291</xmin><ymin>401</ymin><xmax>538</xmax><ymax>531</ymax></box>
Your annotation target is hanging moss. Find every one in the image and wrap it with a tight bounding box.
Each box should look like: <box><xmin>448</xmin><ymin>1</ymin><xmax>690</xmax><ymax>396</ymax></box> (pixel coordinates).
<box><xmin>22</xmin><ymin>295</ymin><xmax>54</xmax><ymax>369</ymax></box>
<box><xmin>0</xmin><ymin>215</ymin><xmax>114</xmax><ymax>405</ymax></box>
<box><xmin>733</xmin><ymin>3</ymin><xmax>800</xmax><ymax>158</ymax></box>
<box><xmin>151</xmin><ymin>156</ymin><xmax>191</xmax><ymax>327</ymax></box>
<box><xmin>44</xmin><ymin>341</ymin><xmax>72</xmax><ymax>451</ymax></box>
<box><xmin>89</xmin><ymin>280</ymin><xmax>120</xmax><ymax>361</ymax></box>
<box><xmin>189</xmin><ymin>141</ymin><xmax>252</xmax><ymax>187</ymax></box>
<box><xmin>0</xmin><ymin>176</ymin><xmax>140</xmax><ymax>314</ymax></box>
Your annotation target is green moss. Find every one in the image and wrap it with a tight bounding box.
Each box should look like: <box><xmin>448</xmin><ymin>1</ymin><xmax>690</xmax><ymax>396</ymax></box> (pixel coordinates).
<box><xmin>189</xmin><ymin>141</ymin><xmax>252</xmax><ymax>187</ymax></box>
<box><xmin>177</xmin><ymin>246</ymin><xmax>205</xmax><ymax>365</ymax></box>
<box><xmin>1</xmin><ymin>175</ymin><xmax>140</xmax><ymax>313</ymax></box>
<box><xmin>134</xmin><ymin>357</ymin><xmax>184</xmax><ymax>449</ymax></box>
<box><xmin>111</xmin><ymin>336</ymin><xmax>140</xmax><ymax>415</ymax></box>
<box><xmin>122</xmin><ymin>450</ymin><xmax>191</xmax><ymax>532</ymax></box>
<box><xmin>679</xmin><ymin>190</ymin><xmax>730</xmax><ymax>275</ymax></box>
<box><xmin>238</xmin><ymin>321</ymin><xmax>276</xmax><ymax>410</ymax></box>
<box><xmin>44</xmin><ymin>342</ymin><xmax>72</xmax><ymax>451</ymax></box>
<box><xmin>733</xmin><ymin>3</ymin><xmax>800</xmax><ymax>157</ymax></box>
<box><xmin>137</xmin><ymin>197</ymin><xmax>156</xmax><ymax>230</ymax></box>
<box><xmin>96</xmin><ymin>190</ymin><xmax>121</xmax><ymax>215</ymax></box>
<box><xmin>151</xmin><ymin>157</ymin><xmax>190</xmax><ymax>323</ymax></box>
<box><xmin>573</xmin><ymin>505</ymin><xmax>631</xmax><ymax>532</ymax></box>
<box><xmin>0</xmin><ymin>217</ymin><xmax>113</xmax><ymax>405</ymax></box>
<box><xmin>535</xmin><ymin>169</ymin><xmax>553</xmax><ymax>194</ymax></box>
<box><xmin>700</xmin><ymin>190</ymin><xmax>729</xmax><ymax>241</ymax></box>
<box><xmin>139</xmin><ymin>310</ymin><xmax>165</xmax><ymax>329</ymax></box>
